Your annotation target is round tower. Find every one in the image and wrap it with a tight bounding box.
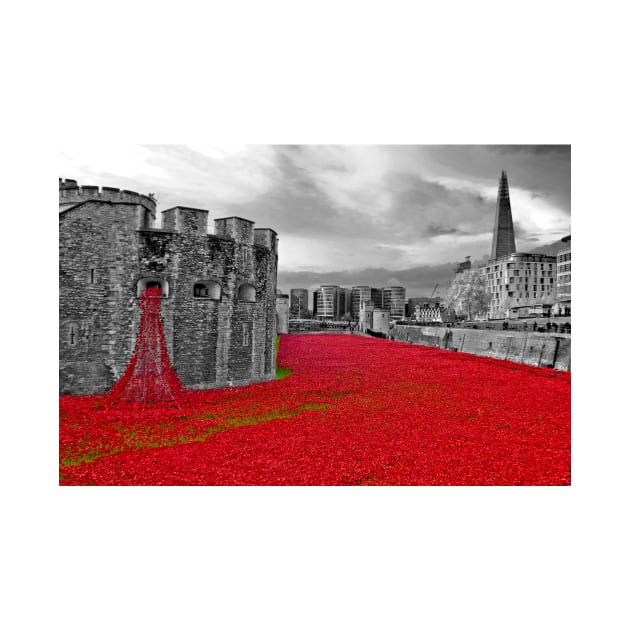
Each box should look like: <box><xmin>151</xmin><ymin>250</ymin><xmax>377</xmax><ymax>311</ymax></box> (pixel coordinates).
<box><xmin>59</xmin><ymin>178</ymin><xmax>157</xmax><ymax>223</ymax></box>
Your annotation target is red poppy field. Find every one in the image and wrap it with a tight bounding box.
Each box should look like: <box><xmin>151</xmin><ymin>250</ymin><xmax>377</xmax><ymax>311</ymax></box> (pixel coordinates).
<box><xmin>59</xmin><ymin>334</ymin><xmax>571</xmax><ymax>485</ymax></box>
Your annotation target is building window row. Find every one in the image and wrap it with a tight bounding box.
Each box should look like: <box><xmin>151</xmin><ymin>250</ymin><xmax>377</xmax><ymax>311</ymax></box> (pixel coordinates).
<box><xmin>136</xmin><ymin>278</ymin><xmax>257</xmax><ymax>302</ymax></box>
<box><xmin>505</xmin><ymin>262</ymin><xmax>555</xmax><ymax>270</ymax></box>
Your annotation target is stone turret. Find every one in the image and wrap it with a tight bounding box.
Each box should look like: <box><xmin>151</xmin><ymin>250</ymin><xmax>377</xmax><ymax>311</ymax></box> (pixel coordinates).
<box><xmin>59</xmin><ymin>178</ymin><xmax>157</xmax><ymax>227</ymax></box>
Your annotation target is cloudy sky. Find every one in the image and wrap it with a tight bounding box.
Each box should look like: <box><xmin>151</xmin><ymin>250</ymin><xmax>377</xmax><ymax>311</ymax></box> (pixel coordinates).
<box><xmin>59</xmin><ymin>145</ymin><xmax>570</xmax><ymax>299</ymax></box>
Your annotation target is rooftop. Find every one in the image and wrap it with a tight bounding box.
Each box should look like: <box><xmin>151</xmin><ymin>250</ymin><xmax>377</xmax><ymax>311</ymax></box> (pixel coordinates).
<box><xmin>486</xmin><ymin>252</ymin><xmax>557</xmax><ymax>264</ymax></box>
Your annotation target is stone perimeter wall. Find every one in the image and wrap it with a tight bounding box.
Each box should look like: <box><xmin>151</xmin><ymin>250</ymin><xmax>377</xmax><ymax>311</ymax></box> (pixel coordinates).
<box><xmin>60</xmin><ymin>190</ymin><xmax>278</xmax><ymax>395</ymax></box>
<box><xmin>390</xmin><ymin>325</ymin><xmax>571</xmax><ymax>371</ymax></box>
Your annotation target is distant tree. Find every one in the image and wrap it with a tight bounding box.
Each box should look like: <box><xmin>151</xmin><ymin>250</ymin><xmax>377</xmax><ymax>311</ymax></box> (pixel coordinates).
<box><xmin>445</xmin><ymin>269</ymin><xmax>491</xmax><ymax>320</ymax></box>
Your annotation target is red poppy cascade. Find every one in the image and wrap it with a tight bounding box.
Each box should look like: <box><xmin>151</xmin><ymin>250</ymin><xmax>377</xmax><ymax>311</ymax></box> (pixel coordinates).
<box><xmin>108</xmin><ymin>287</ymin><xmax>183</xmax><ymax>406</ymax></box>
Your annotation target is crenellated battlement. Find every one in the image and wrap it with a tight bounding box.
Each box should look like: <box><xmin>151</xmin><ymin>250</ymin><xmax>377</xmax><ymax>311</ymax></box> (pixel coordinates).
<box><xmin>254</xmin><ymin>228</ymin><xmax>278</xmax><ymax>253</ymax></box>
<box><xmin>214</xmin><ymin>216</ymin><xmax>255</xmax><ymax>244</ymax></box>
<box><xmin>162</xmin><ymin>206</ymin><xmax>209</xmax><ymax>233</ymax></box>
<box><xmin>59</xmin><ymin>178</ymin><xmax>277</xmax><ymax>251</ymax></box>
<box><xmin>59</xmin><ymin>178</ymin><xmax>157</xmax><ymax>214</ymax></box>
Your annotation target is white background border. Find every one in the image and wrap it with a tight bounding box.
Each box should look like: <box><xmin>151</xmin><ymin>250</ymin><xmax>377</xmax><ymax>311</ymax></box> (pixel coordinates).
<box><xmin>4</xmin><ymin>0</ymin><xmax>628</xmax><ymax>628</ymax></box>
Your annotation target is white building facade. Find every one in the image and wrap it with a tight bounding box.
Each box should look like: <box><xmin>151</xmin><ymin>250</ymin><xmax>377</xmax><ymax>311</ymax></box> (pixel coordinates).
<box><xmin>383</xmin><ymin>286</ymin><xmax>406</xmax><ymax>321</ymax></box>
<box><xmin>556</xmin><ymin>235</ymin><xmax>571</xmax><ymax>304</ymax></box>
<box><xmin>482</xmin><ymin>253</ymin><xmax>557</xmax><ymax>319</ymax></box>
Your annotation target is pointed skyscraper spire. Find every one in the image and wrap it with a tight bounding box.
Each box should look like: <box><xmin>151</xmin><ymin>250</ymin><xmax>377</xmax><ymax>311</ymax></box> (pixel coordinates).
<box><xmin>490</xmin><ymin>169</ymin><xmax>517</xmax><ymax>259</ymax></box>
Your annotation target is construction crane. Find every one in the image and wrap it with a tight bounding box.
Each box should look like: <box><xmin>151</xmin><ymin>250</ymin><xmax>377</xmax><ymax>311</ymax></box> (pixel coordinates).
<box><xmin>430</xmin><ymin>283</ymin><xmax>439</xmax><ymax>299</ymax></box>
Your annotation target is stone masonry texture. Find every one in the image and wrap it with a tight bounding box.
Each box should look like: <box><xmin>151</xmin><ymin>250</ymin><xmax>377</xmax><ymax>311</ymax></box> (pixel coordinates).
<box><xmin>390</xmin><ymin>325</ymin><xmax>570</xmax><ymax>371</ymax></box>
<box><xmin>59</xmin><ymin>180</ymin><xmax>278</xmax><ymax>395</ymax></box>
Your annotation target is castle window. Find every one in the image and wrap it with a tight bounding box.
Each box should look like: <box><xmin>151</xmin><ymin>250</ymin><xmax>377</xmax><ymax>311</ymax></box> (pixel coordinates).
<box><xmin>89</xmin><ymin>268</ymin><xmax>95</xmax><ymax>284</ymax></box>
<box><xmin>242</xmin><ymin>323</ymin><xmax>251</xmax><ymax>346</ymax></box>
<box><xmin>193</xmin><ymin>281</ymin><xmax>221</xmax><ymax>300</ymax></box>
<box><xmin>136</xmin><ymin>277</ymin><xmax>170</xmax><ymax>298</ymax></box>
<box><xmin>238</xmin><ymin>283</ymin><xmax>256</xmax><ymax>302</ymax></box>
<box><xmin>68</xmin><ymin>324</ymin><xmax>76</xmax><ymax>346</ymax></box>
<box><xmin>242</xmin><ymin>247</ymin><xmax>252</xmax><ymax>268</ymax></box>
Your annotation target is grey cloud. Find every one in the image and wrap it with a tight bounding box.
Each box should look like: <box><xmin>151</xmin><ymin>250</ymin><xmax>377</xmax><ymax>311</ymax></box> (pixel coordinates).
<box><xmin>513</xmin><ymin>222</ymin><xmax>551</xmax><ymax>244</ymax></box>
<box><xmin>384</xmin><ymin>172</ymin><xmax>495</xmax><ymax>241</ymax></box>
<box><xmin>416</xmin><ymin>146</ymin><xmax>571</xmax><ymax>215</ymax></box>
<box><xmin>222</xmin><ymin>149</ymin><xmax>385</xmax><ymax>241</ymax></box>
<box><xmin>490</xmin><ymin>145</ymin><xmax>571</xmax><ymax>157</ymax></box>
<box><xmin>425</xmin><ymin>223</ymin><xmax>461</xmax><ymax>237</ymax></box>
<box><xmin>513</xmin><ymin>221</ymin><xmax>529</xmax><ymax>239</ymax></box>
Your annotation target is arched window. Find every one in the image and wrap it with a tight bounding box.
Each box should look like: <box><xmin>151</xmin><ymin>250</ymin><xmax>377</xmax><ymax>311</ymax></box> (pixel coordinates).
<box><xmin>193</xmin><ymin>281</ymin><xmax>221</xmax><ymax>300</ymax></box>
<box><xmin>238</xmin><ymin>283</ymin><xmax>256</xmax><ymax>302</ymax></box>
<box><xmin>136</xmin><ymin>277</ymin><xmax>169</xmax><ymax>298</ymax></box>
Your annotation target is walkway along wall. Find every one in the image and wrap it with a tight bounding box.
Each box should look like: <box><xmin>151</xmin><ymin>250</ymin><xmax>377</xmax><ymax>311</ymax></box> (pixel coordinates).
<box><xmin>390</xmin><ymin>325</ymin><xmax>571</xmax><ymax>371</ymax></box>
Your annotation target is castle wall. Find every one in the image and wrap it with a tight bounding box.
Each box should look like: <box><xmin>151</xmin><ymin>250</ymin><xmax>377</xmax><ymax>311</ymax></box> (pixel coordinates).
<box><xmin>60</xmin><ymin>183</ymin><xmax>278</xmax><ymax>395</ymax></box>
<box><xmin>59</xmin><ymin>201</ymin><xmax>143</xmax><ymax>394</ymax></box>
<box><xmin>390</xmin><ymin>325</ymin><xmax>571</xmax><ymax>371</ymax></box>
<box><xmin>253</xmin><ymin>234</ymin><xmax>278</xmax><ymax>377</ymax></box>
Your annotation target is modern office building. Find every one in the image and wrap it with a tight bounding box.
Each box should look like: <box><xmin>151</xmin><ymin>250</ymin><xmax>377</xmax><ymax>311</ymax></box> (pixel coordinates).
<box><xmin>311</xmin><ymin>284</ymin><xmax>409</xmax><ymax>321</ymax></box>
<box><xmin>383</xmin><ymin>286</ymin><xmax>406</xmax><ymax>320</ymax></box>
<box><xmin>336</xmin><ymin>287</ymin><xmax>351</xmax><ymax>320</ymax></box>
<box><xmin>556</xmin><ymin>235</ymin><xmax>571</xmax><ymax>305</ymax></box>
<box><xmin>371</xmin><ymin>287</ymin><xmax>384</xmax><ymax>309</ymax></box>
<box><xmin>314</xmin><ymin>285</ymin><xmax>340</xmax><ymax>320</ymax></box>
<box><xmin>290</xmin><ymin>288</ymin><xmax>309</xmax><ymax>318</ymax></box>
<box><xmin>482</xmin><ymin>253</ymin><xmax>557</xmax><ymax>319</ymax></box>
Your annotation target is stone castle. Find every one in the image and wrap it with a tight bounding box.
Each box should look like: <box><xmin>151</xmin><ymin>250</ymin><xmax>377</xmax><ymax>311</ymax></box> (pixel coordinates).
<box><xmin>59</xmin><ymin>178</ymin><xmax>278</xmax><ymax>395</ymax></box>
